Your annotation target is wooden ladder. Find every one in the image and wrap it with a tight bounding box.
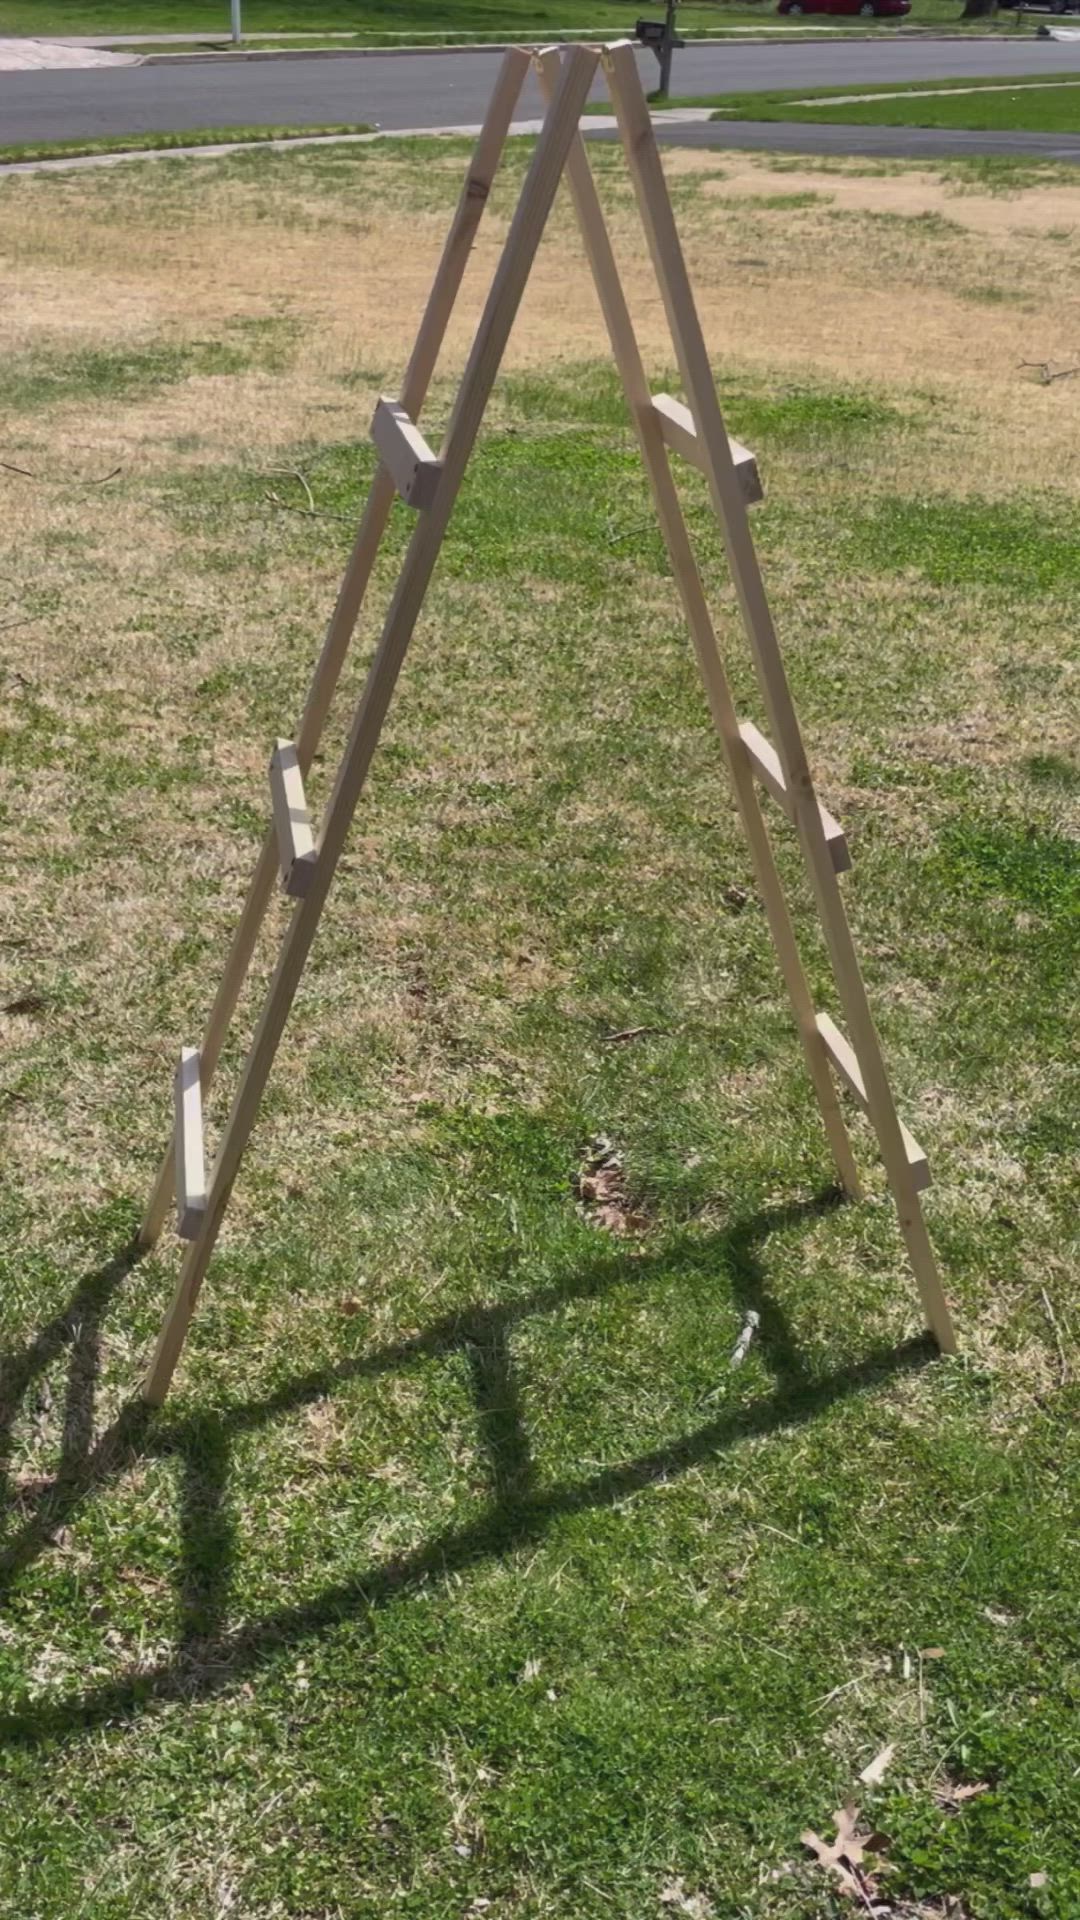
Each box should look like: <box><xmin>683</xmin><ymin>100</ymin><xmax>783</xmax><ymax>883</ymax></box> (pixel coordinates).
<box><xmin>137</xmin><ymin>41</ymin><xmax>954</xmax><ymax>1407</ymax></box>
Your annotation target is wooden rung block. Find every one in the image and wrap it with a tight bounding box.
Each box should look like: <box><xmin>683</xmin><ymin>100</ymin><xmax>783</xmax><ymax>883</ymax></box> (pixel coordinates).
<box><xmin>738</xmin><ymin>719</ymin><xmax>850</xmax><ymax>874</ymax></box>
<box><xmin>815</xmin><ymin>1013</ymin><xmax>931</xmax><ymax>1192</ymax></box>
<box><xmin>650</xmin><ymin>393</ymin><xmax>763</xmax><ymax>506</ymax></box>
<box><xmin>269</xmin><ymin>739</ymin><xmax>318</xmax><ymax>899</ymax></box>
<box><xmin>371</xmin><ymin>396</ymin><xmax>443</xmax><ymax>509</ymax></box>
<box><xmin>174</xmin><ymin>1046</ymin><xmax>208</xmax><ymax>1239</ymax></box>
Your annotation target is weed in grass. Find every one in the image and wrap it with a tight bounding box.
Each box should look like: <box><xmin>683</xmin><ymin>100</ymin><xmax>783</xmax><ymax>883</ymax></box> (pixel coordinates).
<box><xmin>939</xmin><ymin>819</ymin><xmax>1080</xmax><ymax>926</ymax></box>
<box><xmin>959</xmin><ymin>283</ymin><xmax>1030</xmax><ymax>305</ymax></box>
<box><xmin>836</xmin><ymin>206</ymin><xmax>966</xmax><ymax>239</ymax></box>
<box><xmin>1025</xmin><ymin>751</ymin><xmax>1080</xmax><ymax>792</ymax></box>
<box><xmin>728</xmin><ymin>384</ymin><xmax>903</xmax><ymax>445</ymax></box>
<box><xmin>0</xmin><ymin>320</ymin><xmax>297</xmax><ymax>412</ymax></box>
<box><xmin>839</xmin><ymin>497</ymin><xmax>1080</xmax><ymax>595</ymax></box>
<box><xmin>715</xmin><ymin>189</ymin><xmax>827</xmax><ymax>212</ymax></box>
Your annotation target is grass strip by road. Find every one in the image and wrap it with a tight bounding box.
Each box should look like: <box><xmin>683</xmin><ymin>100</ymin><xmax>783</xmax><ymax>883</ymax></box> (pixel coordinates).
<box><xmin>0</xmin><ymin>122</ymin><xmax>375</xmax><ymax>166</ymax></box>
<box><xmin>676</xmin><ymin>72</ymin><xmax>1080</xmax><ymax>131</ymax></box>
<box><xmin>0</xmin><ymin>0</ymin><xmax>761</xmax><ymax>37</ymax></box>
<box><xmin>0</xmin><ymin>0</ymin><xmax>1035</xmax><ymax>38</ymax></box>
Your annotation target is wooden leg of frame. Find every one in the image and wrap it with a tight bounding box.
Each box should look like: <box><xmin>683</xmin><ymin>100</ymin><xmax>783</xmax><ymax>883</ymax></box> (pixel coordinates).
<box><xmin>537</xmin><ymin>51</ymin><xmax>861</xmax><ymax>1197</ymax></box>
<box><xmin>892</xmin><ymin>1178</ymin><xmax>957</xmax><ymax>1357</ymax></box>
<box><xmin>137</xmin><ymin>48</ymin><xmax>531</xmax><ymax>1254</ymax></box>
<box><xmin>604</xmin><ymin>42</ymin><xmax>954</xmax><ymax>1346</ymax></box>
<box><xmin>142</xmin><ymin>47</ymin><xmax>600</xmax><ymax>1405</ymax></box>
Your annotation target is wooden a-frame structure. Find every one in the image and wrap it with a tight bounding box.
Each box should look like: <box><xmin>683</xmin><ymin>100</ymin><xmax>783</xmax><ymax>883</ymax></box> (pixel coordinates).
<box><xmin>137</xmin><ymin>41</ymin><xmax>956</xmax><ymax>1405</ymax></box>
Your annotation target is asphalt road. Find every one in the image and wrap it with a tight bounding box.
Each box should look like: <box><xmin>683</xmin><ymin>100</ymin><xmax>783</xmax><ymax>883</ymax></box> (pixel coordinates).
<box><xmin>4</xmin><ymin>38</ymin><xmax>1080</xmax><ymax>145</ymax></box>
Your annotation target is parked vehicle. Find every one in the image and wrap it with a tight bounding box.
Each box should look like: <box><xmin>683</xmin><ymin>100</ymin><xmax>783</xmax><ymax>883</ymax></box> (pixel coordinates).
<box><xmin>778</xmin><ymin>0</ymin><xmax>911</xmax><ymax>15</ymax></box>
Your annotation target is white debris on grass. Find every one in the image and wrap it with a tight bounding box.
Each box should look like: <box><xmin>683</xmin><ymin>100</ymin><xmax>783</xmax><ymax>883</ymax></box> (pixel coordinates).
<box><xmin>729</xmin><ymin>1309</ymin><xmax>760</xmax><ymax>1368</ymax></box>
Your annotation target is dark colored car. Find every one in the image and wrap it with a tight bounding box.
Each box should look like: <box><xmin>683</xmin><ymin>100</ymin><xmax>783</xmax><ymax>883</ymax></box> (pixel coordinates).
<box><xmin>778</xmin><ymin>0</ymin><xmax>911</xmax><ymax>14</ymax></box>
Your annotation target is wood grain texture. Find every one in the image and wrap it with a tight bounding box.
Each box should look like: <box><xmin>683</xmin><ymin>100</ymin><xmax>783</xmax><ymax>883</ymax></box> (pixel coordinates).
<box><xmin>371</xmin><ymin>397</ymin><xmax>443</xmax><ymax>509</ymax></box>
<box><xmin>173</xmin><ymin>1047</ymin><xmax>207</xmax><ymax>1241</ymax></box>
<box><xmin>738</xmin><ymin>720</ymin><xmax>850</xmax><ymax>874</ymax></box>
<box><xmin>269</xmin><ymin>739</ymin><xmax>318</xmax><ymax>898</ymax></box>
<box><xmin>651</xmin><ymin>393</ymin><xmax>762</xmax><ymax>506</ymax></box>
<box><xmin>817</xmin><ymin>1013</ymin><xmax>931</xmax><ymax>1193</ymax></box>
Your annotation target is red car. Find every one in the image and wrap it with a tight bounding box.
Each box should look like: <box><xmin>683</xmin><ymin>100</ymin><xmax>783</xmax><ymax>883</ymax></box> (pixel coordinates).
<box><xmin>778</xmin><ymin>0</ymin><xmax>910</xmax><ymax>14</ymax></box>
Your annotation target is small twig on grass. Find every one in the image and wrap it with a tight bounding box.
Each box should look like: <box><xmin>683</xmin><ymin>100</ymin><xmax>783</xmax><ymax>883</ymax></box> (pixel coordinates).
<box><xmin>1019</xmin><ymin>358</ymin><xmax>1080</xmax><ymax>385</ymax></box>
<box><xmin>0</xmin><ymin>617</ymin><xmax>31</xmax><ymax>633</ymax></box>
<box><xmin>263</xmin><ymin>488</ymin><xmax>353</xmax><ymax>524</ymax></box>
<box><xmin>2</xmin><ymin>461</ymin><xmax>121</xmax><ymax>486</ymax></box>
<box><xmin>1039</xmin><ymin>1285</ymin><xmax>1070</xmax><ymax>1385</ymax></box>
<box><xmin>601</xmin><ymin>1024</ymin><xmax>661</xmax><ymax>1045</ymax></box>
<box><xmin>606</xmin><ymin>515</ymin><xmax>654</xmax><ymax>547</ymax></box>
<box><xmin>811</xmin><ymin>1674</ymin><xmax>864</xmax><ymax>1713</ymax></box>
<box><xmin>267</xmin><ymin>465</ymin><xmax>316</xmax><ymax>513</ymax></box>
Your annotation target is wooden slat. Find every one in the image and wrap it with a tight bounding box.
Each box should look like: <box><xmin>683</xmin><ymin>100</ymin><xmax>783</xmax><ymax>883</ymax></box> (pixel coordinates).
<box><xmin>816</xmin><ymin>1013</ymin><xmax>930</xmax><ymax>1192</ymax></box>
<box><xmin>173</xmin><ymin>1047</ymin><xmax>207</xmax><ymax>1240</ymax></box>
<box><xmin>651</xmin><ymin>394</ymin><xmax>762</xmax><ymax>506</ymax></box>
<box><xmin>371</xmin><ymin>397</ymin><xmax>443</xmax><ymax>509</ymax></box>
<box><xmin>739</xmin><ymin>719</ymin><xmax>850</xmax><ymax>873</ymax></box>
<box><xmin>142</xmin><ymin>44</ymin><xmax>600</xmax><ymax>1405</ymax></box>
<box><xmin>269</xmin><ymin>738</ymin><xmax>317</xmax><ymax>898</ymax></box>
<box><xmin>136</xmin><ymin>47</ymin><xmax>530</xmax><ymax>1255</ymax></box>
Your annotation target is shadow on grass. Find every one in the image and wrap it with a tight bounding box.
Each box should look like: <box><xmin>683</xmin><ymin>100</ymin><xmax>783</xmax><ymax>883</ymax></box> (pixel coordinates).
<box><xmin>0</xmin><ymin>1187</ymin><xmax>935</xmax><ymax>1746</ymax></box>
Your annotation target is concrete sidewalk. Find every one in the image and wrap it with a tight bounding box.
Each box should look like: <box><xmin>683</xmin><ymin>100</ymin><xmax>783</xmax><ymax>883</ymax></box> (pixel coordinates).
<box><xmin>0</xmin><ymin>38</ymin><xmax>136</xmax><ymax>69</ymax></box>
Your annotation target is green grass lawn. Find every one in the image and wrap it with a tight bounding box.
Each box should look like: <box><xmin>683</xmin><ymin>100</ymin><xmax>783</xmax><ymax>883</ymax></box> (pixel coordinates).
<box><xmin>0</xmin><ymin>0</ymin><xmax>773</xmax><ymax>39</ymax></box>
<box><xmin>691</xmin><ymin>72</ymin><xmax>1080</xmax><ymax>130</ymax></box>
<box><xmin>0</xmin><ymin>135</ymin><xmax>1078</xmax><ymax>1918</ymax></box>
<box><xmin>0</xmin><ymin>0</ymin><xmax>1022</xmax><ymax>41</ymax></box>
<box><xmin>0</xmin><ymin>121</ymin><xmax>376</xmax><ymax>164</ymax></box>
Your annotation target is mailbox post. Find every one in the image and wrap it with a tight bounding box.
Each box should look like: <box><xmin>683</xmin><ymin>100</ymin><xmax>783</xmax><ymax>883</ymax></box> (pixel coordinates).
<box><xmin>634</xmin><ymin>0</ymin><xmax>684</xmax><ymax>97</ymax></box>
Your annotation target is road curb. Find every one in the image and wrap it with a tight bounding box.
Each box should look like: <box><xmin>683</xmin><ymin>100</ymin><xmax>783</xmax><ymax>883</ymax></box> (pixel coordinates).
<box><xmin>138</xmin><ymin>27</ymin><xmax>1031</xmax><ymax>64</ymax></box>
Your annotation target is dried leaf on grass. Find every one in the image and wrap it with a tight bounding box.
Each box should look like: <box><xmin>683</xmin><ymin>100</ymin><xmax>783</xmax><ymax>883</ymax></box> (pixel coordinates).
<box><xmin>801</xmin><ymin>1803</ymin><xmax>891</xmax><ymax>1900</ymax></box>
<box><xmin>933</xmin><ymin>1778</ymin><xmax>990</xmax><ymax>1810</ymax></box>
<box><xmin>576</xmin><ymin>1135</ymin><xmax>650</xmax><ymax>1236</ymax></box>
